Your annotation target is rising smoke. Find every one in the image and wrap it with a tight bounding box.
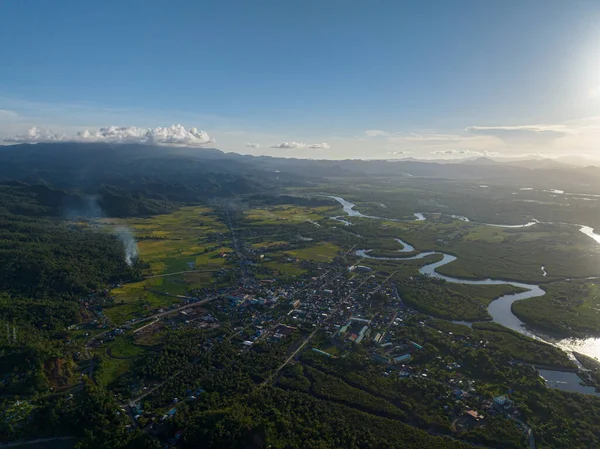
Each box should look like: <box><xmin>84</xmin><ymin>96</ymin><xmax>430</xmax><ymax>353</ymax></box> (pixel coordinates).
<box><xmin>64</xmin><ymin>196</ymin><xmax>139</xmax><ymax>267</ymax></box>
<box><xmin>115</xmin><ymin>226</ymin><xmax>139</xmax><ymax>266</ymax></box>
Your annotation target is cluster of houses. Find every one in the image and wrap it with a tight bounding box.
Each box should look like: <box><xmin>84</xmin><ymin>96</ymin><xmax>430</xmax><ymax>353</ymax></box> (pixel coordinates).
<box><xmin>372</xmin><ymin>340</ymin><xmax>423</xmax><ymax>366</ymax></box>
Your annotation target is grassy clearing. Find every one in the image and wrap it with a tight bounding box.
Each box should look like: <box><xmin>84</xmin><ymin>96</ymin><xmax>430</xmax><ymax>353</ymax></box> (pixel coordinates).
<box><xmin>108</xmin><ymin>335</ymin><xmax>149</xmax><ymax>358</ymax></box>
<box><xmin>151</xmin><ymin>275</ymin><xmax>189</xmax><ymax>295</ymax></box>
<box><xmin>97</xmin><ymin>354</ymin><xmax>134</xmax><ymax>386</ymax></box>
<box><xmin>244</xmin><ymin>205</ymin><xmax>336</xmax><ymax>225</ymax></box>
<box><xmin>463</xmin><ymin>227</ymin><xmax>507</xmax><ymax>243</ymax></box>
<box><xmin>97</xmin><ymin>335</ymin><xmax>151</xmax><ymax>385</ymax></box>
<box><xmin>317</xmin><ymin>343</ymin><xmax>341</xmax><ymax>356</ymax></box>
<box><xmin>263</xmin><ymin>261</ymin><xmax>307</xmax><ymax>276</ymax></box>
<box><xmin>106</xmin><ymin>281</ymin><xmax>182</xmax><ymax>325</ymax></box>
<box><xmin>194</xmin><ymin>249</ymin><xmax>231</xmax><ymax>267</ymax></box>
<box><xmin>280</xmin><ymin>242</ymin><xmax>341</xmax><ymax>262</ymax></box>
<box><xmin>251</xmin><ymin>240</ymin><xmax>289</xmax><ymax>249</ymax></box>
<box><xmin>183</xmin><ymin>270</ymin><xmax>216</xmax><ymax>288</ymax></box>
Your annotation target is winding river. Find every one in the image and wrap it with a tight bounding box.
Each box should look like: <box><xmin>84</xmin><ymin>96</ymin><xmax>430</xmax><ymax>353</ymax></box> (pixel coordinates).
<box><xmin>327</xmin><ymin>195</ymin><xmax>600</xmax><ymax>362</ymax></box>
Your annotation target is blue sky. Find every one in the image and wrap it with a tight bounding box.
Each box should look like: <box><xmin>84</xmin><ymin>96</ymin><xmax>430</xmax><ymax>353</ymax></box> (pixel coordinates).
<box><xmin>1</xmin><ymin>1</ymin><xmax>599</xmax><ymax>159</ymax></box>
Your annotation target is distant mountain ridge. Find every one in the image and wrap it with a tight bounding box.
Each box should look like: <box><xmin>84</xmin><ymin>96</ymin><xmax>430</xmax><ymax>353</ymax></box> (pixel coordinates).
<box><xmin>3</xmin><ymin>143</ymin><xmax>600</xmax><ymax>198</ymax></box>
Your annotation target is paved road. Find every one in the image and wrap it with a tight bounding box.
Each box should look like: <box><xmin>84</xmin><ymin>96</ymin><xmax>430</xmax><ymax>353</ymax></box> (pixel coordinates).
<box><xmin>125</xmin><ymin>371</ymin><xmax>182</xmax><ymax>407</ymax></box>
<box><xmin>130</xmin><ymin>294</ymin><xmax>220</xmax><ymax>325</ymax></box>
<box><xmin>132</xmin><ymin>318</ymin><xmax>159</xmax><ymax>334</ymax></box>
<box><xmin>82</xmin><ymin>294</ymin><xmax>220</xmax><ymax>381</ymax></box>
<box><xmin>0</xmin><ymin>437</ymin><xmax>77</xmax><ymax>448</ymax></box>
<box><xmin>223</xmin><ymin>206</ymin><xmax>251</xmax><ymax>285</ymax></box>
<box><xmin>260</xmin><ymin>329</ymin><xmax>318</xmax><ymax>388</ymax></box>
<box><xmin>145</xmin><ymin>269</ymin><xmax>215</xmax><ymax>279</ymax></box>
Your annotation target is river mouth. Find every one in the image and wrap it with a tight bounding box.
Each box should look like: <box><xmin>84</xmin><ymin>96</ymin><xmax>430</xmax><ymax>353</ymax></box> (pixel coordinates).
<box><xmin>327</xmin><ymin>194</ymin><xmax>600</xmax><ymax>363</ymax></box>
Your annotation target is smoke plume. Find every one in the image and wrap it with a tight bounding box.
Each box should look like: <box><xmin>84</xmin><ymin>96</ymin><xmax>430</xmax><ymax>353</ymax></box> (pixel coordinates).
<box><xmin>64</xmin><ymin>196</ymin><xmax>139</xmax><ymax>267</ymax></box>
<box><xmin>115</xmin><ymin>226</ymin><xmax>139</xmax><ymax>266</ymax></box>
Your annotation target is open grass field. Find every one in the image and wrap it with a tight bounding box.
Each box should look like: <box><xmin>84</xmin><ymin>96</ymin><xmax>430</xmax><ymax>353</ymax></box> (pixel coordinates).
<box><xmin>97</xmin><ymin>354</ymin><xmax>133</xmax><ymax>386</ymax></box>
<box><xmin>251</xmin><ymin>240</ymin><xmax>289</xmax><ymax>249</ymax></box>
<box><xmin>108</xmin><ymin>335</ymin><xmax>149</xmax><ymax>358</ymax></box>
<box><xmin>279</xmin><ymin>242</ymin><xmax>341</xmax><ymax>262</ymax></box>
<box><xmin>100</xmin><ymin>206</ymin><xmax>230</xmax><ymax>277</ymax></box>
<box><xmin>96</xmin><ymin>335</ymin><xmax>153</xmax><ymax>386</ymax></box>
<box><xmin>244</xmin><ymin>205</ymin><xmax>338</xmax><ymax>225</ymax></box>
<box><xmin>102</xmin><ymin>206</ymin><xmax>235</xmax><ymax>322</ymax></box>
<box><xmin>106</xmin><ymin>279</ymin><xmax>182</xmax><ymax>324</ymax></box>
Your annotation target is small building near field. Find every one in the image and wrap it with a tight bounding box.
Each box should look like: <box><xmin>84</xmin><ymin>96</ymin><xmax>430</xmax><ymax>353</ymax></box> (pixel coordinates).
<box><xmin>465</xmin><ymin>410</ymin><xmax>483</xmax><ymax>422</ymax></box>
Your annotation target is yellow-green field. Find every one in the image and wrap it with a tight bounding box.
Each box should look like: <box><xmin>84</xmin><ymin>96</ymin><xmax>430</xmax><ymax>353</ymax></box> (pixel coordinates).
<box><xmin>275</xmin><ymin>242</ymin><xmax>341</xmax><ymax>262</ymax></box>
<box><xmin>244</xmin><ymin>205</ymin><xmax>337</xmax><ymax>225</ymax></box>
<box><xmin>251</xmin><ymin>241</ymin><xmax>289</xmax><ymax>249</ymax></box>
<box><xmin>106</xmin><ymin>279</ymin><xmax>182</xmax><ymax>324</ymax></box>
<box><xmin>101</xmin><ymin>206</ymin><xmax>230</xmax><ymax>276</ymax></box>
<box><xmin>102</xmin><ymin>206</ymin><xmax>235</xmax><ymax>323</ymax></box>
<box><xmin>101</xmin><ymin>202</ymin><xmax>347</xmax><ymax>323</ymax></box>
<box><xmin>463</xmin><ymin>226</ymin><xmax>506</xmax><ymax>243</ymax></box>
<box><xmin>263</xmin><ymin>262</ymin><xmax>307</xmax><ymax>276</ymax></box>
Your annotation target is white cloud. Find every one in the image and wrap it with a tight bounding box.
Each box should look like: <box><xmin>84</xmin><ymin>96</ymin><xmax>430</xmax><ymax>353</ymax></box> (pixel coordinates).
<box><xmin>5</xmin><ymin>126</ymin><xmax>68</xmax><ymax>143</ymax></box>
<box><xmin>271</xmin><ymin>141</ymin><xmax>307</xmax><ymax>149</ymax></box>
<box><xmin>388</xmin><ymin>150</ymin><xmax>411</xmax><ymax>156</ymax></box>
<box><xmin>364</xmin><ymin>129</ymin><xmax>391</xmax><ymax>137</ymax></box>
<box><xmin>466</xmin><ymin>125</ymin><xmax>569</xmax><ymax>146</ymax></box>
<box><xmin>431</xmin><ymin>149</ymin><xmax>499</xmax><ymax>157</ymax></box>
<box><xmin>4</xmin><ymin>124</ymin><xmax>214</xmax><ymax>146</ymax></box>
<box><xmin>308</xmin><ymin>142</ymin><xmax>330</xmax><ymax>149</ymax></box>
<box><xmin>246</xmin><ymin>142</ymin><xmax>261</xmax><ymax>148</ymax></box>
<box><xmin>271</xmin><ymin>141</ymin><xmax>330</xmax><ymax>150</ymax></box>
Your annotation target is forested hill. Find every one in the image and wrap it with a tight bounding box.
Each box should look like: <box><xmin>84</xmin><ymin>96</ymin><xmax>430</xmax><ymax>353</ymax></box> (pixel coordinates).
<box><xmin>0</xmin><ymin>143</ymin><xmax>291</xmax><ymax>213</ymax></box>
<box><xmin>0</xmin><ymin>184</ymin><xmax>139</xmax><ymax>299</ymax></box>
<box><xmin>4</xmin><ymin>142</ymin><xmax>600</xmax><ymax>195</ymax></box>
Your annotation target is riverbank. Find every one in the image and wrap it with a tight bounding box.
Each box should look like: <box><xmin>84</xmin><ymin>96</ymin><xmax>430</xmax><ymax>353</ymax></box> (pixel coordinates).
<box><xmin>329</xmin><ymin>194</ymin><xmax>600</xmax><ymax>361</ymax></box>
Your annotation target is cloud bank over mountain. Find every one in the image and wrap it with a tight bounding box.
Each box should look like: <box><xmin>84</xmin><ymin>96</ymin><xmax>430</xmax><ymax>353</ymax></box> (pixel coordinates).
<box><xmin>1</xmin><ymin>108</ymin><xmax>599</xmax><ymax>161</ymax></box>
<box><xmin>4</xmin><ymin>124</ymin><xmax>214</xmax><ymax>146</ymax></box>
<box><xmin>271</xmin><ymin>141</ymin><xmax>330</xmax><ymax>150</ymax></box>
